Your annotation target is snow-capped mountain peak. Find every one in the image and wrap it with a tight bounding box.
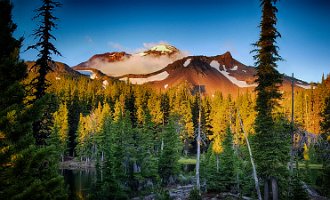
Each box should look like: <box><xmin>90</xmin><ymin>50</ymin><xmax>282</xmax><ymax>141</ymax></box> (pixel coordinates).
<box><xmin>142</xmin><ymin>44</ymin><xmax>181</xmax><ymax>57</ymax></box>
<box><xmin>149</xmin><ymin>44</ymin><xmax>178</xmax><ymax>53</ymax></box>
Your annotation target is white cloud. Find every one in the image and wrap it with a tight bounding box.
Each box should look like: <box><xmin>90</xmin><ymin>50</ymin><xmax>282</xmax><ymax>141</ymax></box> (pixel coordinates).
<box><xmin>87</xmin><ymin>41</ymin><xmax>189</xmax><ymax>76</ymax></box>
<box><xmin>91</xmin><ymin>53</ymin><xmax>183</xmax><ymax>76</ymax></box>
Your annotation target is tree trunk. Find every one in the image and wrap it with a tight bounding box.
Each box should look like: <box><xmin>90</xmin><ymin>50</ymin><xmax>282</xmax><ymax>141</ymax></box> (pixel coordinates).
<box><xmin>238</xmin><ymin>112</ymin><xmax>262</xmax><ymax>200</ymax></box>
<box><xmin>196</xmin><ymin>86</ymin><xmax>202</xmax><ymax>191</ymax></box>
<box><xmin>184</xmin><ymin>139</ymin><xmax>189</xmax><ymax>156</ymax></box>
<box><xmin>216</xmin><ymin>154</ymin><xmax>219</xmax><ymax>173</ymax></box>
<box><xmin>264</xmin><ymin>179</ymin><xmax>269</xmax><ymax>200</ymax></box>
<box><xmin>101</xmin><ymin>151</ymin><xmax>104</xmax><ymax>162</ymax></box>
<box><xmin>271</xmin><ymin>177</ymin><xmax>278</xmax><ymax>200</ymax></box>
<box><xmin>196</xmin><ymin>96</ymin><xmax>201</xmax><ymax>191</ymax></box>
<box><xmin>289</xmin><ymin>73</ymin><xmax>295</xmax><ymax>173</ymax></box>
<box><xmin>161</xmin><ymin>137</ymin><xmax>164</xmax><ymax>152</ymax></box>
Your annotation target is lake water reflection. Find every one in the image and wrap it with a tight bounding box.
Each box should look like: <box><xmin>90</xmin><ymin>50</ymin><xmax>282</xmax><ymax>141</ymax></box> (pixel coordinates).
<box><xmin>62</xmin><ymin>164</ymin><xmax>196</xmax><ymax>199</ymax></box>
<box><xmin>62</xmin><ymin>169</ymin><xmax>96</xmax><ymax>200</ymax></box>
<box><xmin>62</xmin><ymin>166</ymin><xmax>324</xmax><ymax>199</ymax></box>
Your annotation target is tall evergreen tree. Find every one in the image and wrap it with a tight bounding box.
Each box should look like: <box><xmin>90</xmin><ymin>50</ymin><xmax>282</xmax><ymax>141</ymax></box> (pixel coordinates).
<box><xmin>201</xmin><ymin>127</ymin><xmax>236</xmax><ymax>192</ymax></box>
<box><xmin>209</xmin><ymin>92</ymin><xmax>228</xmax><ymax>172</ymax></box>
<box><xmin>28</xmin><ymin>0</ymin><xmax>62</xmax><ymax>100</ymax></box>
<box><xmin>0</xmin><ymin>0</ymin><xmax>29</xmax><ymax>196</ymax></box>
<box><xmin>0</xmin><ymin>1</ymin><xmax>66</xmax><ymax>199</ymax></box>
<box><xmin>27</xmin><ymin>0</ymin><xmax>62</xmax><ymax>145</ymax></box>
<box><xmin>218</xmin><ymin>127</ymin><xmax>236</xmax><ymax>191</ymax></box>
<box><xmin>320</xmin><ymin>96</ymin><xmax>330</xmax><ymax>142</ymax></box>
<box><xmin>51</xmin><ymin>102</ymin><xmax>69</xmax><ymax>161</ymax></box>
<box><xmin>252</xmin><ymin>0</ymin><xmax>290</xmax><ymax>199</ymax></box>
<box><xmin>320</xmin><ymin>95</ymin><xmax>330</xmax><ymax>197</ymax></box>
<box><xmin>158</xmin><ymin>118</ymin><xmax>180</xmax><ymax>185</ymax></box>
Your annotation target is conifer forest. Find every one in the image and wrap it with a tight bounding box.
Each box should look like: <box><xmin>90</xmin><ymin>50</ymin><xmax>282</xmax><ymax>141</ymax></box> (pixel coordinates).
<box><xmin>1</xmin><ymin>0</ymin><xmax>330</xmax><ymax>199</ymax></box>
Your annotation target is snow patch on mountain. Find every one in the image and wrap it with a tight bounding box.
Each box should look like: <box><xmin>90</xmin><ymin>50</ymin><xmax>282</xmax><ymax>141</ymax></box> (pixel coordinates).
<box><xmin>219</xmin><ymin>70</ymin><xmax>256</xmax><ymax>88</ymax></box>
<box><xmin>77</xmin><ymin>70</ymin><xmax>97</xmax><ymax>79</ymax></box>
<box><xmin>209</xmin><ymin>60</ymin><xmax>255</xmax><ymax>88</ymax></box>
<box><xmin>296</xmin><ymin>84</ymin><xmax>311</xmax><ymax>89</ymax></box>
<box><xmin>150</xmin><ymin>44</ymin><xmax>175</xmax><ymax>53</ymax></box>
<box><xmin>91</xmin><ymin>73</ymin><xmax>97</xmax><ymax>79</ymax></box>
<box><xmin>121</xmin><ymin>71</ymin><xmax>169</xmax><ymax>85</ymax></box>
<box><xmin>231</xmin><ymin>66</ymin><xmax>238</xmax><ymax>71</ymax></box>
<box><xmin>210</xmin><ymin>60</ymin><xmax>220</xmax><ymax>70</ymax></box>
<box><xmin>77</xmin><ymin>70</ymin><xmax>92</xmax><ymax>76</ymax></box>
<box><xmin>183</xmin><ymin>58</ymin><xmax>192</xmax><ymax>67</ymax></box>
<box><xmin>103</xmin><ymin>80</ymin><xmax>109</xmax><ymax>89</ymax></box>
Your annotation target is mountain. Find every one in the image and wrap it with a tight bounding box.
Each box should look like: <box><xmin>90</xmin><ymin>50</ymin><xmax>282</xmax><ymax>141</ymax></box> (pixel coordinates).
<box><xmin>139</xmin><ymin>44</ymin><xmax>181</xmax><ymax>58</ymax></box>
<box><xmin>71</xmin><ymin>44</ymin><xmax>311</xmax><ymax>96</ymax></box>
<box><xmin>25</xmin><ymin>61</ymin><xmax>115</xmax><ymax>89</ymax></box>
<box><xmin>118</xmin><ymin>51</ymin><xmax>311</xmax><ymax>95</ymax></box>
<box><xmin>72</xmin><ymin>44</ymin><xmax>186</xmax><ymax>77</ymax></box>
<box><xmin>118</xmin><ymin>52</ymin><xmax>254</xmax><ymax>96</ymax></box>
<box><xmin>26</xmin><ymin>61</ymin><xmax>82</xmax><ymax>78</ymax></box>
<box><xmin>76</xmin><ymin>52</ymin><xmax>130</xmax><ymax>69</ymax></box>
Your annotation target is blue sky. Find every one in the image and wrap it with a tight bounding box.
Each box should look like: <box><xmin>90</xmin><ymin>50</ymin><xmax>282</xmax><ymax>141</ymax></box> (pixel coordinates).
<box><xmin>12</xmin><ymin>0</ymin><xmax>330</xmax><ymax>83</ymax></box>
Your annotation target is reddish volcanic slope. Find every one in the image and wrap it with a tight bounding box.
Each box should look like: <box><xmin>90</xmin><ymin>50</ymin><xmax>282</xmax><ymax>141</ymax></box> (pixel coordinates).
<box><xmin>74</xmin><ymin>52</ymin><xmax>130</xmax><ymax>69</ymax></box>
<box><xmin>71</xmin><ymin>45</ymin><xmax>311</xmax><ymax>96</ymax></box>
<box><xmin>119</xmin><ymin>51</ymin><xmax>310</xmax><ymax>96</ymax></box>
<box><xmin>147</xmin><ymin>55</ymin><xmax>245</xmax><ymax>96</ymax></box>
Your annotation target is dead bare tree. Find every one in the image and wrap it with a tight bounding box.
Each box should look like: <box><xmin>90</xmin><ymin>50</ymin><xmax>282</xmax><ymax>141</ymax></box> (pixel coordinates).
<box><xmin>238</xmin><ymin>112</ymin><xmax>262</xmax><ymax>200</ymax></box>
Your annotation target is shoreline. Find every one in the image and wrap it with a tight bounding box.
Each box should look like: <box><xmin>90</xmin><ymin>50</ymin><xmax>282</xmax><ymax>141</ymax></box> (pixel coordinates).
<box><xmin>59</xmin><ymin>158</ymin><xmax>96</xmax><ymax>170</ymax></box>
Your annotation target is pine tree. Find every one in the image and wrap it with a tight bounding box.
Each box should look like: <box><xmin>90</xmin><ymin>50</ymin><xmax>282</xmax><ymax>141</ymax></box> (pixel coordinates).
<box><xmin>26</xmin><ymin>0</ymin><xmax>62</xmax><ymax>146</ymax></box>
<box><xmin>76</xmin><ymin>113</ymin><xmax>88</xmax><ymax>161</ymax></box>
<box><xmin>320</xmin><ymin>96</ymin><xmax>330</xmax><ymax>142</ymax></box>
<box><xmin>27</xmin><ymin>0</ymin><xmax>62</xmax><ymax>99</ymax></box>
<box><xmin>201</xmin><ymin>127</ymin><xmax>236</xmax><ymax>192</ymax></box>
<box><xmin>209</xmin><ymin>92</ymin><xmax>228</xmax><ymax>172</ymax></box>
<box><xmin>201</xmin><ymin>143</ymin><xmax>222</xmax><ymax>192</ymax></box>
<box><xmin>148</xmin><ymin>93</ymin><xmax>164</xmax><ymax>125</ymax></box>
<box><xmin>0</xmin><ymin>1</ymin><xmax>66</xmax><ymax>198</ymax></box>
<box><xmin>133</xmin><ymin>113</ymin><xmax>160</xmax><ymax>191</ymax></box>
<box><xmin>158</xmin><ymin>118</ymin><xmax>180</xmax><ymax>185</ymax></box>
<box><xmin>98</xmin><ymin>102</ymin><xmax>111</xmax><ymax>161</ymax></box>
<box><xmin>180</xmin><ymin>98</ymin><xmax>194</xmax><ymax>156</ymax></box>
<box><xmin>252</xmin><ymin>0</ymin><xmax>290</xmax><ymax>199</ymax></box>
<box><xmin>135</xmin><ymin>88</ymin><xmax>148</xmax><ymax>125</ymax></box>
<box><xmin>218</xmin><ymin>127</ymin><xmax>236</xmax><ymax>191</ymax></box>
<box><xmin>51</xmin><ymin>102</ymin><xmax>69</xmax><ymax>161</ymax></box>
<box><xmin>320</xmin><ymin>95</ymin><xmax>330</xmax><ymax>197</ymax></box>
<box><xmin>96</xmin><ymin>99</ymin><xmax>138</xmax><ymax>199</ymax></box>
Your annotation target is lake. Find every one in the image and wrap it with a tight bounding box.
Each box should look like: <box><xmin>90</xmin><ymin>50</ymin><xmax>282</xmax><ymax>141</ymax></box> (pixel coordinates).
<box><xmin>62</xmin><ymin>164</ymin><xmax>195</xmax><ymax>199</ymax></box>
<box><xmin>62</xmin><ymin>165</ymin><xmax>323</xmax><ymax>199</ymax></box>
<box><xmin>62</xmin><ymin>169</ymin><xmax>97</xmax><ymax>200</ymax></box>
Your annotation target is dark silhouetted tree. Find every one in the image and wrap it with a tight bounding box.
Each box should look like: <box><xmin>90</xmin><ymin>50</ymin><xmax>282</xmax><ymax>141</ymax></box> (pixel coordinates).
<box><xmin>28</xmin><ymin>0</ymin><xmax>62</xmax><ymax>100</ymax></box>
<box><xmin>0</xmin><ymin>1</ymin><xmax>67</xmax><ymax>199</ymax></box>
<box><xmin>28</xmin><ymin>0</ymin><xmax>62</xmax><ymax>145</ymax></box>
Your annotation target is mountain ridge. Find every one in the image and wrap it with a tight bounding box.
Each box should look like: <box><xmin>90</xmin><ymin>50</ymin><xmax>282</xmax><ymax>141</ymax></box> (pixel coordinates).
<box><xmin>52</xmin><ymin>44</ymin><xmax>311</xmax><ymax>95</ymax></box>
